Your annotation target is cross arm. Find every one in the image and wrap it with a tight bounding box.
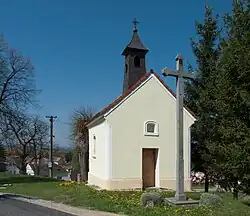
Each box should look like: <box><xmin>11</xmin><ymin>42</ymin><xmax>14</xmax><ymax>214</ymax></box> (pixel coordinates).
<box><xmin>162</xmin><ymin>68</ymin><xmax>179</xmax><ymax>77</ymax></box>
<box><xmin>162</xmin><ymin>67</ymin><xmax>196</xmax><ymax>80</ymax></box>
<box><xmin>183</xmin><ymin>71</ymin><xmax>197</xmax><ymax>80</ymax></box>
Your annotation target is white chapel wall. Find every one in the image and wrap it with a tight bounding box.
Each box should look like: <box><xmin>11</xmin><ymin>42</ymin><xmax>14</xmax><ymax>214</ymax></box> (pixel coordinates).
<box><xmin>88</xmin><ymin>120</ymin><xmax>109</xmax><ymax>180</ymax></box>
<box><xmin>106</xmin><ymin>75</ymin><xmax>195</xmax><ymax>182</ymax></box>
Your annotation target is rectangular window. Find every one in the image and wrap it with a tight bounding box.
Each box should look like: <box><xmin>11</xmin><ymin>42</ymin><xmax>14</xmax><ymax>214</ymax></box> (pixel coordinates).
<box><xmin>92</xmin><ymin>135</ymin><xmax>96</xmax><ymax>158</ymax></box>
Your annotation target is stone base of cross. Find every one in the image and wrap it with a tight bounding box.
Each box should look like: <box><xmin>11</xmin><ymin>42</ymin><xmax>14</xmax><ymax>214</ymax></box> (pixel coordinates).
<box><xmin>162</xmin><ymin>54</ymin><xmax>196</xmax><ymax>201</ymax></box>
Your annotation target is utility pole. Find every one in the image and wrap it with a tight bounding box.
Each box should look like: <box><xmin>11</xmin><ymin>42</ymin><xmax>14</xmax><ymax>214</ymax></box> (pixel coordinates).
<box><xmin>46</xmin><ymin>115</ymin><xmax>57</xmax><ymax>178</ymax></box>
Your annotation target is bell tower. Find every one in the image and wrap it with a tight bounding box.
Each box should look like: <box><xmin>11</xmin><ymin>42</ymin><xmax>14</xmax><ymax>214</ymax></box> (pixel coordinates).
<box><xmin>122</xmin><ymin>18</ymin><xmax>149</xmax><ymax>93</ymax></box>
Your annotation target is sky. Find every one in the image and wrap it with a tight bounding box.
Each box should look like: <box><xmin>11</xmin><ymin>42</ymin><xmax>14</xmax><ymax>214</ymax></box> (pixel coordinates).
<box><xmin>0</xmin><ymin>0</ymin><xmax>232</xmax><ymax>147</ymax></box>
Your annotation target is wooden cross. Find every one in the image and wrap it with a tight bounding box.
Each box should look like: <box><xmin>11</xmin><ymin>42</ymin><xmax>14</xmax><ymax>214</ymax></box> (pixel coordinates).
<box><xmin>162</xmin><ymin>54</ymin><xmax>196</xmax><ymax>201</ymax></box>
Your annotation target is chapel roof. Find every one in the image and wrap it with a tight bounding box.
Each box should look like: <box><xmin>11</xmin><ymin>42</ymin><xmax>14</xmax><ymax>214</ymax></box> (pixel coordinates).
<box><xmin>87</xmin><ymin>71</ymin><xmax>195</xmax><ymax>126</ymax></box>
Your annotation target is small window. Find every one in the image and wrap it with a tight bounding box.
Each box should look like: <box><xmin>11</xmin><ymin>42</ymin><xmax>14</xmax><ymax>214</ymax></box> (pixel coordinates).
<box><xmin>92</xmin><ymin>135</ymin><xmax>96</xmax><ymax>158</ymax></box>
<box><xmin>134</xmin><ymin>56</ymin><xmax>140</xmax><ymax>67</ymax></box>
<box><xmin>147</xmin><ymin>123</ymin><xmax>155</xmax><ymax>133</ymax></box>
<box><xmin>144</xmin><ymin>121</ymin><xmax>159</xmax><ymax>136</ymax></box>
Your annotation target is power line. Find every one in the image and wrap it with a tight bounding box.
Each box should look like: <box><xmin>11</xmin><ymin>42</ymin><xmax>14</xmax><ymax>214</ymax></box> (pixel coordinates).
<box><xmin>56</xmin><ymin>117</ymin><xmax>71</xmax><ymax>126</ymax></box>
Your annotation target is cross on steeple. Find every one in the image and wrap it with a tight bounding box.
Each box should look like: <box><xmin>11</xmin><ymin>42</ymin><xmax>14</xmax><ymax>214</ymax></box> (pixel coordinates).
<box><xmin>132</xmin><ymin>18</ymin><xmax>139</xmax><ymax>32</ymax></box>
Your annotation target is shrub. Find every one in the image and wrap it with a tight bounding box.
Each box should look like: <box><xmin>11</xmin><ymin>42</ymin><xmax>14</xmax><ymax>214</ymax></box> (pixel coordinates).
<box><xmin>140</xmin><ymin>192</ymin><xmax>165</xmax><ymax>207</ymax></box>
<box><xmin>241</xmin><ymin>195</ymin><xmax>250</xmax><ymax>206</ymax></box>
<box><xmin>186</xmin><ymin>192</ymin><xmax>201</xmax><ymax>200</ymax></box>
<box><xmin>199</xmin><ymin>193</ymin><xmax>223</xmax><ymax>207</ymax></box>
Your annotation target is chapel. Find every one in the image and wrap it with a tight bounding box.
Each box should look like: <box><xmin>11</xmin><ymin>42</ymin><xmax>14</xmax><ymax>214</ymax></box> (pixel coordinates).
<box><xmin>86</xmin><ymin>19</ymin><xmax>195</xmax><ymax>190</ymax></box>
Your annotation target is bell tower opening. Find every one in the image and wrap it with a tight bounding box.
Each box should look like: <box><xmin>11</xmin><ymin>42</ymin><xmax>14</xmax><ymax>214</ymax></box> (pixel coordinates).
<box><xmin>134</xmin><ymin>56</ymin><xmax>140</xmax><ymax>68</ymax></box>
<box><xmin>121</xmin><ymin>18</ymin><xmax>149</xmax><ymax>93</ymax></box>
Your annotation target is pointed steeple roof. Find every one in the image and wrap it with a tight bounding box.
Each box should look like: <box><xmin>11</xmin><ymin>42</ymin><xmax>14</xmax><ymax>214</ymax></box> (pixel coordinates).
<box><xmin>122</xmin><ymin>18</ymin><xmax>149</xmax><ymax>55</ymax></box>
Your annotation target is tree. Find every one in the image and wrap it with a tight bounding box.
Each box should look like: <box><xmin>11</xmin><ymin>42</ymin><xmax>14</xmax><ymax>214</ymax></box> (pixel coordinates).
<box><xmin>0</xmin><ymin>35</ymin><xmax>39</xmax><ymax>140</ymax></box>
<box><xmin>0</xmin><ymin>143</ymin><xmax>6</xmax><ymax>171</ymax></box>
<box><xmin>31</xmin><ymin>122</ymin><xmax>49</xmax><ymax>175</ymax></box>
<box><xmin>0</xmin><ymin>35</ymin><xmax>39</xmax><ymax>112</ymax></box>
<box><xmin>71</xmin><ymin>146</ymin><xmax>81</xmax><ymax>180</ymax></box>
<box><xmin>70</xmin><ymin>106</ymin><xmax>94</xmax><ymax>181</ymax></box>
<box><xmin>185</xmin><ymin>5</ymin><xmax>221</xmax><ymax>192</ymax></box>
<box><xmin>3</xmin><ymin>112</ymin><xmax>49</xmax><ymax>174</ymax></box>
<box><xmin>0</xmin><ymin>35</ymin><xmax>40</xmax><ymax>158</ymax></box>
<box><xmin>65</xmin><ymin>151</ymin><xmax>73</xmax><ymax>163</ymax></box>
<box><xmin>212</xmin><ymin>0</ymin><xmax>250</xmax><ymax>198</ymax></box>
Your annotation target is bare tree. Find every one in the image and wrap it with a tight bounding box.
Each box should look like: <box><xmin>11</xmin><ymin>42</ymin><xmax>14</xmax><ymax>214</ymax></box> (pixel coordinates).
<box><xmin>30</xmin><ymin>120</ymin><xmax>49</xmax><ymax>175</ymax></box>
<box><xmin>0</xmin><ymin>35</ymin><xmax>39</xmax><ymax>114</ymax></box>
<box><xmin>3</xmin><ymin>112</ymin><xmax>49</xmax><ymax>174</ymax></box>
<box><xmin>70</xmin><ymin>106</ymin><xmax>95</xmax><ymax>181</ymax></box>
<box><xmin>0</xmin><ymin>35</ymin><xmax>43</xmax><ymax>174</ymax></box>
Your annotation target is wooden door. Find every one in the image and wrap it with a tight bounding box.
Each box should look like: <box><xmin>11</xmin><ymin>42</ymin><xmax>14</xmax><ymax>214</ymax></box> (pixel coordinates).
<box><xmin>142</xmin><ymin>148</ymin><xmax>156</xmax><ymax>188</ymax></box>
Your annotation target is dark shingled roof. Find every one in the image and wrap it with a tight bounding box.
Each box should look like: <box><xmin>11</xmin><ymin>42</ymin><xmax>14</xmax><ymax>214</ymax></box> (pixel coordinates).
<box><xmin>122</xmin><ymin>29</ymin><xmax>149</xmax><ymax>55</ymax></box>
<box><xmin>87</xmin><ymin>71</ymin><xmax>195</xmax><ymax>126</ymax></box>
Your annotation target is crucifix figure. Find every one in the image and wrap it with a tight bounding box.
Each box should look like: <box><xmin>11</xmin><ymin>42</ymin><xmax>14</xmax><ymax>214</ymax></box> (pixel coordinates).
<box><xmin>162</xmin><ymin>54</ymin><xmax>196</xmax><ymax>201</ymax></box>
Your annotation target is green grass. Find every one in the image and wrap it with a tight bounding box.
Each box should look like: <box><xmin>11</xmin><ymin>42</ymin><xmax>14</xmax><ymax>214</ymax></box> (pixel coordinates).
<box><xmin>0</xmin><ymin>172</ymin><xmax>58</xmax><ymax>184</ymax></box>
<box><xmin>0</xmin><ymin>172</ymin><xmax>18</xmax><ymax>178</ymax></box>
<box><xmin>192</xmin><ymin>184</ymin><xmax>205</xmax><ymax>189</ymax></box>
<box><xmin>0</xmin><ymin>175</ymin><xmax>249</xmax><ymax>216</ymax></box>
<box><xmin>191</xmin><ymin>183</ymin><xmax>216</xmax><ymax>190</ymax></box>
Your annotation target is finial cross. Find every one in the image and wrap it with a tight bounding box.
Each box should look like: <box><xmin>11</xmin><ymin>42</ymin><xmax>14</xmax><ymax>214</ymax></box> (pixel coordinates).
<box><xmin>132</xmin><ymin>18</ymin><xmax>139</xmax><ymax>30</ymax></box>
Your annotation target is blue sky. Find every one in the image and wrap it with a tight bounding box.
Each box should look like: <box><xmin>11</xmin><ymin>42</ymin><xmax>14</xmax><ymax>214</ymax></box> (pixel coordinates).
<box><xmin>0</xmin><ymin>0</ymin><xmax>232</xmax><ymax>147</ymax></box>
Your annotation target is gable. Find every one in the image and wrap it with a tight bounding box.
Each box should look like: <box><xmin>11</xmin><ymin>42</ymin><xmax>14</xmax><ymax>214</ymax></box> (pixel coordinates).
<box><xmin>106</xmin><ymin>75</ymin><xmax>194</xmax><ymax>180</ymax></box>
<box><xmin>152</xmin><ymin>74</ymin><xmax>196</xmax><ymax>121</ymax></box>
<box><xmin>87</xmin><ymin>71</ymin><xmax>195</xmax><ymax>128</ymax></box>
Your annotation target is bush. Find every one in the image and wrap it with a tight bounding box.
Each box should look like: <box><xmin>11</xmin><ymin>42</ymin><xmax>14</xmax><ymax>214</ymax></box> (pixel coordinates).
<box><xmin>241</xmin><ymin>195</ymin><xmax>250</xmax><ymax>206</ymax></box>
<box><xmin>140</xmin><ymin>192</ymin><xmax>165</xmax><ymax>207</ymax></box>
<box><xmin>186</xmin><ymin>192</ymin><xmax>201</xmax><ymax>200</ymax></box>
<box><xmin>199</xmin><ymin>193</ymin><xmax>223</xmax><ymax>207</ymax></box>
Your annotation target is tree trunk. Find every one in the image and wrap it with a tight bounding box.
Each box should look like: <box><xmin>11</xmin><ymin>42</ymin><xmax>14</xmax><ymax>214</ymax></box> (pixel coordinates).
<box><xmin>34</xmin><ymin>158</ymin><xmax>38</xmax><ymax>176</ymax></box>
<box><xmin>204</xmin><ymin>172</ymin><xmax>209</xmax><ymax>192</ymax></box>
<box><xmin>20</xmin><ymin>146</ymin><xmax>27</xmax><ymax>175</ymax></box>
<box><xmin>33</xmin><ymin>144</ymin><xmax>38</xmax><ymax>175</ymax></box>
<box><xmin>71</xmin><ymin>147</ymin><xmax>81</xmax><ymax>181</ymax></box>
<box><xmin>233</xmin><ymin>180</ymin><xmax>239</xmax><ymax>200</ymax></box>
<box><xmin>83</xmin><ymin>151</ymin><xmax>88</xmax><ymax>181</ymax></box>
<box><xmin>79</xmin><ymin>152</ymin><xmax>88</xmax><ymax>181</ymax></box>
<box><xmin>20</xmin><ymin>157</ymin><xmax>27</xmax><ymax>175</ymax></box>
<box><xmin>37</xmin><ymin>156</ymin><xmax>41</xmax><ymax>176</ymax></box>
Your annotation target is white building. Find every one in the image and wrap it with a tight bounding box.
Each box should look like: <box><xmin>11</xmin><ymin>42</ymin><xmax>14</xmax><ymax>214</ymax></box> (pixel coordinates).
<box><xmin>87</xmin><ymin>22</ymin><xmax>195</xmax><ymax>191</ymax></box>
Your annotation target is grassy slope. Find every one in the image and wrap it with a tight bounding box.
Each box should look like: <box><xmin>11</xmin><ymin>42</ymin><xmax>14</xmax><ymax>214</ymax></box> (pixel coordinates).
<box><xmin>0</xmin><ymin>173</ymin><xmax>249</xmax><ymax>216</ymax></box>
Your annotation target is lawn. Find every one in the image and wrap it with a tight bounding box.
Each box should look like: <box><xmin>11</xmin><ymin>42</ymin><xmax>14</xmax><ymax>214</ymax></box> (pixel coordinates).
<box><xmin>0</xmin><ymin>174</ymin><xmax>249</xmax><ymax>216</ymax></box>
<box><xmin>0</xmin><ymin>172</ymin><xmax>58</xmax><ymax>184</ymax></box>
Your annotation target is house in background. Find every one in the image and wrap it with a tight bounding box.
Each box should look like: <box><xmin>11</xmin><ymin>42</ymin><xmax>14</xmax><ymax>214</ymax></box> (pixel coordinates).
<box><xmin>6</xmin><ymin>156</ymin><xmax>35</xmax><ymax>175</ymax></box>
<box><xmin>53</xmin><ymin>156</ymin><xmax>66</xmax><ymax>166</ymax></box>
<box><xmin>6</xmin><ymin>157</ymin><xmax>20</xmax><ymax>174</ymax></box>
<box><xmin>6</xmin><ymin>156</ymin><xmax>68</xmax><ymax>177</ymax></box>
<box><xmin>87</xmin><ymin>22</ymin><xmax>195</xmax><ymax>191</ymax></box>
<box><xmin>28</xmin><ymin>161</ymin><xmax>68</xmax><ymax>177</ymax></box>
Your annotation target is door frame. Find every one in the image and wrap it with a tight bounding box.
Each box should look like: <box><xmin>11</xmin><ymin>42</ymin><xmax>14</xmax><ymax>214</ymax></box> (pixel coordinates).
<box><xmin>142</xmin><ymin>148</ymin><xmax>159</xmax><ymax>189</ymax></box>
